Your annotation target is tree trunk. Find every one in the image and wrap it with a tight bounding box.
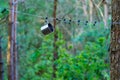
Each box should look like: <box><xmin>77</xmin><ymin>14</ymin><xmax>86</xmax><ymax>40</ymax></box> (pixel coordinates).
<box><xmin>0</xmin><ymin>37</ymin><xmax>4</xmax><ymax>80</ymax></box>
<box><xmin>53</xmin><ymin>0</ymin><xmax>58</xmax><ymax>78</ymax></box>
<box><xmin>110</xmin><ymin>0</ymin><xmax>120</xmax><ymax>80</ymax></box>
<box><xmin>7</xmin><ymin>0</ymin><xmax>18</xmax><ymax>80</ymax></box>
<box><xmin>13</xmin><ymin>0</ymin><xmax>18</xmax><ymax>79</ymax></box>
<box><xmin>104</xmin><ymin>0</ymin><xmax>108</xmax><ymax>28</ymax></box>
<box><xmin>89</xmin><ymin>0</ymin><xmax>93</xmax><ymax>22</ymax></box>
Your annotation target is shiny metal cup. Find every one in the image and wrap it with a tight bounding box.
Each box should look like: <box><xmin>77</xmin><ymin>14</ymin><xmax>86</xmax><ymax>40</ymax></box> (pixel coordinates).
<box><xmin>41</xmin><ymin>23</ymin><xmax>54</xmax><ymax>35</ymax></box>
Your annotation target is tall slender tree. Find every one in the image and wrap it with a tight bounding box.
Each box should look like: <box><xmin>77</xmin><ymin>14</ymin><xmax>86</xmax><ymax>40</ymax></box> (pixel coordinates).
<box><xmin>7</xmin><ymin>0</ymin><xmax>17</xmax><ymax>80</ymax></box>
<box><xmin>89</xmin><ymin>0</ymin><xmax>93</xmax><ymax>22</ymax></box>
<box><xmin>104</xmin><ymin>0</ymin><xmax>108</xmax><ymax>28</ymax></box>
<box><xmin>110</xmin><ymin>0</ymin><xmax>120</xmax><ymax>79</ymax></box>
<box><xmin>53</xmin><ymin>0</ymin><xmax>58</xmax><ymax>78</ymax></box>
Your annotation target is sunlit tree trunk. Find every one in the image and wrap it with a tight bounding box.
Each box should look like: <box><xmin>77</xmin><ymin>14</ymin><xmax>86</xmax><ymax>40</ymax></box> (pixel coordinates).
<box><xmin>7</xmin><ymin>0</ymin><xmax>18</xmax><ymax>80</ymax></box>
<box><xmin>104</xmin><ymin>0</ymin><xmax>108</xmax><ymax>28</ymax></box>
<box><xmin>110</xmin><ymin>0</ymin><xmax>120</xmax><ymax>79</ymax></box>
<box><xmin>89</xmin><ymin>0</ymin><xmax>93</xmax><ymax>22</ymax></box>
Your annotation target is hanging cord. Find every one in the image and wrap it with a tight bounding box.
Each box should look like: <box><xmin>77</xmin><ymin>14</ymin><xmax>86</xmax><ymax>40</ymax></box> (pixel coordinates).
<box><xmin>0</xmin><ymin>7</ymin><xmax>120</xmax><ymax>26</ymax></box>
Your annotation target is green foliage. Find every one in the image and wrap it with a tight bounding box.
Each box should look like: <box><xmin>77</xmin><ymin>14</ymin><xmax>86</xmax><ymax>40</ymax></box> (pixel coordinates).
<box><xmin>0</xmin><ymin>0</ymin><xmax>111</xmax><ymax>80</ymax></box>
<box><xmin>55</xmin><ymin>32</ymin><xmax>110</xmax><ymax>80</ymax></box>
<box><xmin>19</xmin><ymin>25</ymin><xmax>110</xmax><ymax>80</ymax></box>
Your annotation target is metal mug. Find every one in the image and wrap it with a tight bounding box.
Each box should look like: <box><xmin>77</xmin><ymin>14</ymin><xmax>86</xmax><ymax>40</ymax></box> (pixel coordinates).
<box><xmin>41</xmin><ymin>23</ymin><xmax>54</xmax><ymax>35</ymax></box>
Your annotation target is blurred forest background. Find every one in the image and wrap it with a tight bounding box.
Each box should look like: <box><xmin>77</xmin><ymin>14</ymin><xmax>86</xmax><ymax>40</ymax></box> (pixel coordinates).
<box><xmin>0</xmin><ymin>0</ymin><xmax>111</xmax><ymax>80</ymax></box>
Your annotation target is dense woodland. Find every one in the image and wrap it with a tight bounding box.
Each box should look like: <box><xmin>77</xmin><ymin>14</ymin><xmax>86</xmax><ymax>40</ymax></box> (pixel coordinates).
<box><xmin>0</xmin><ymin>0</ymin><xmax>120</xmax><ymax>80</ymax></box>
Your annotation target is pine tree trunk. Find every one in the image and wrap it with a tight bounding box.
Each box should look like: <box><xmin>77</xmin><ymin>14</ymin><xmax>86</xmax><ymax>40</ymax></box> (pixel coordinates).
<box><xmin>110</xmin><ymin>0</ymin><xmax>120</xmax><ymax>79</ymax></box>
<box><xmin>7</xmin><ymin>0</ymin><xmax>17</xmax><ymax>80</ymax></box>
<box><xmin>53</xmin><ymin>0</ymin><xmax>58</xmax><ymax>78</ymax></box>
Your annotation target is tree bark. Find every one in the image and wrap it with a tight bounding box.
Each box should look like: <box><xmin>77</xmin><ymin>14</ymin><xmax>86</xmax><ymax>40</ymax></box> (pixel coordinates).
<box><xmin>104</xmin><ymin>0</ymin><xmax>108</xmax><ymax>28</ymax></box>
<box><xmin>7</xmin><ymin>0</ymin><xmax>17</xmax><ymax>80</ymax></box>
<box><xmin>13</xmin><ymin>0</ymin><xmax>18</xmax><ymax>80</ymax></box>
<box><xmin>110</xmin><ymin>0</ymin><xmax>120</xmax><ymax>80</ymax></box>
<box><xmin>53</xmin><ymin>0</ymin><xmax>58</xmax><ymax>78</ymax></box>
